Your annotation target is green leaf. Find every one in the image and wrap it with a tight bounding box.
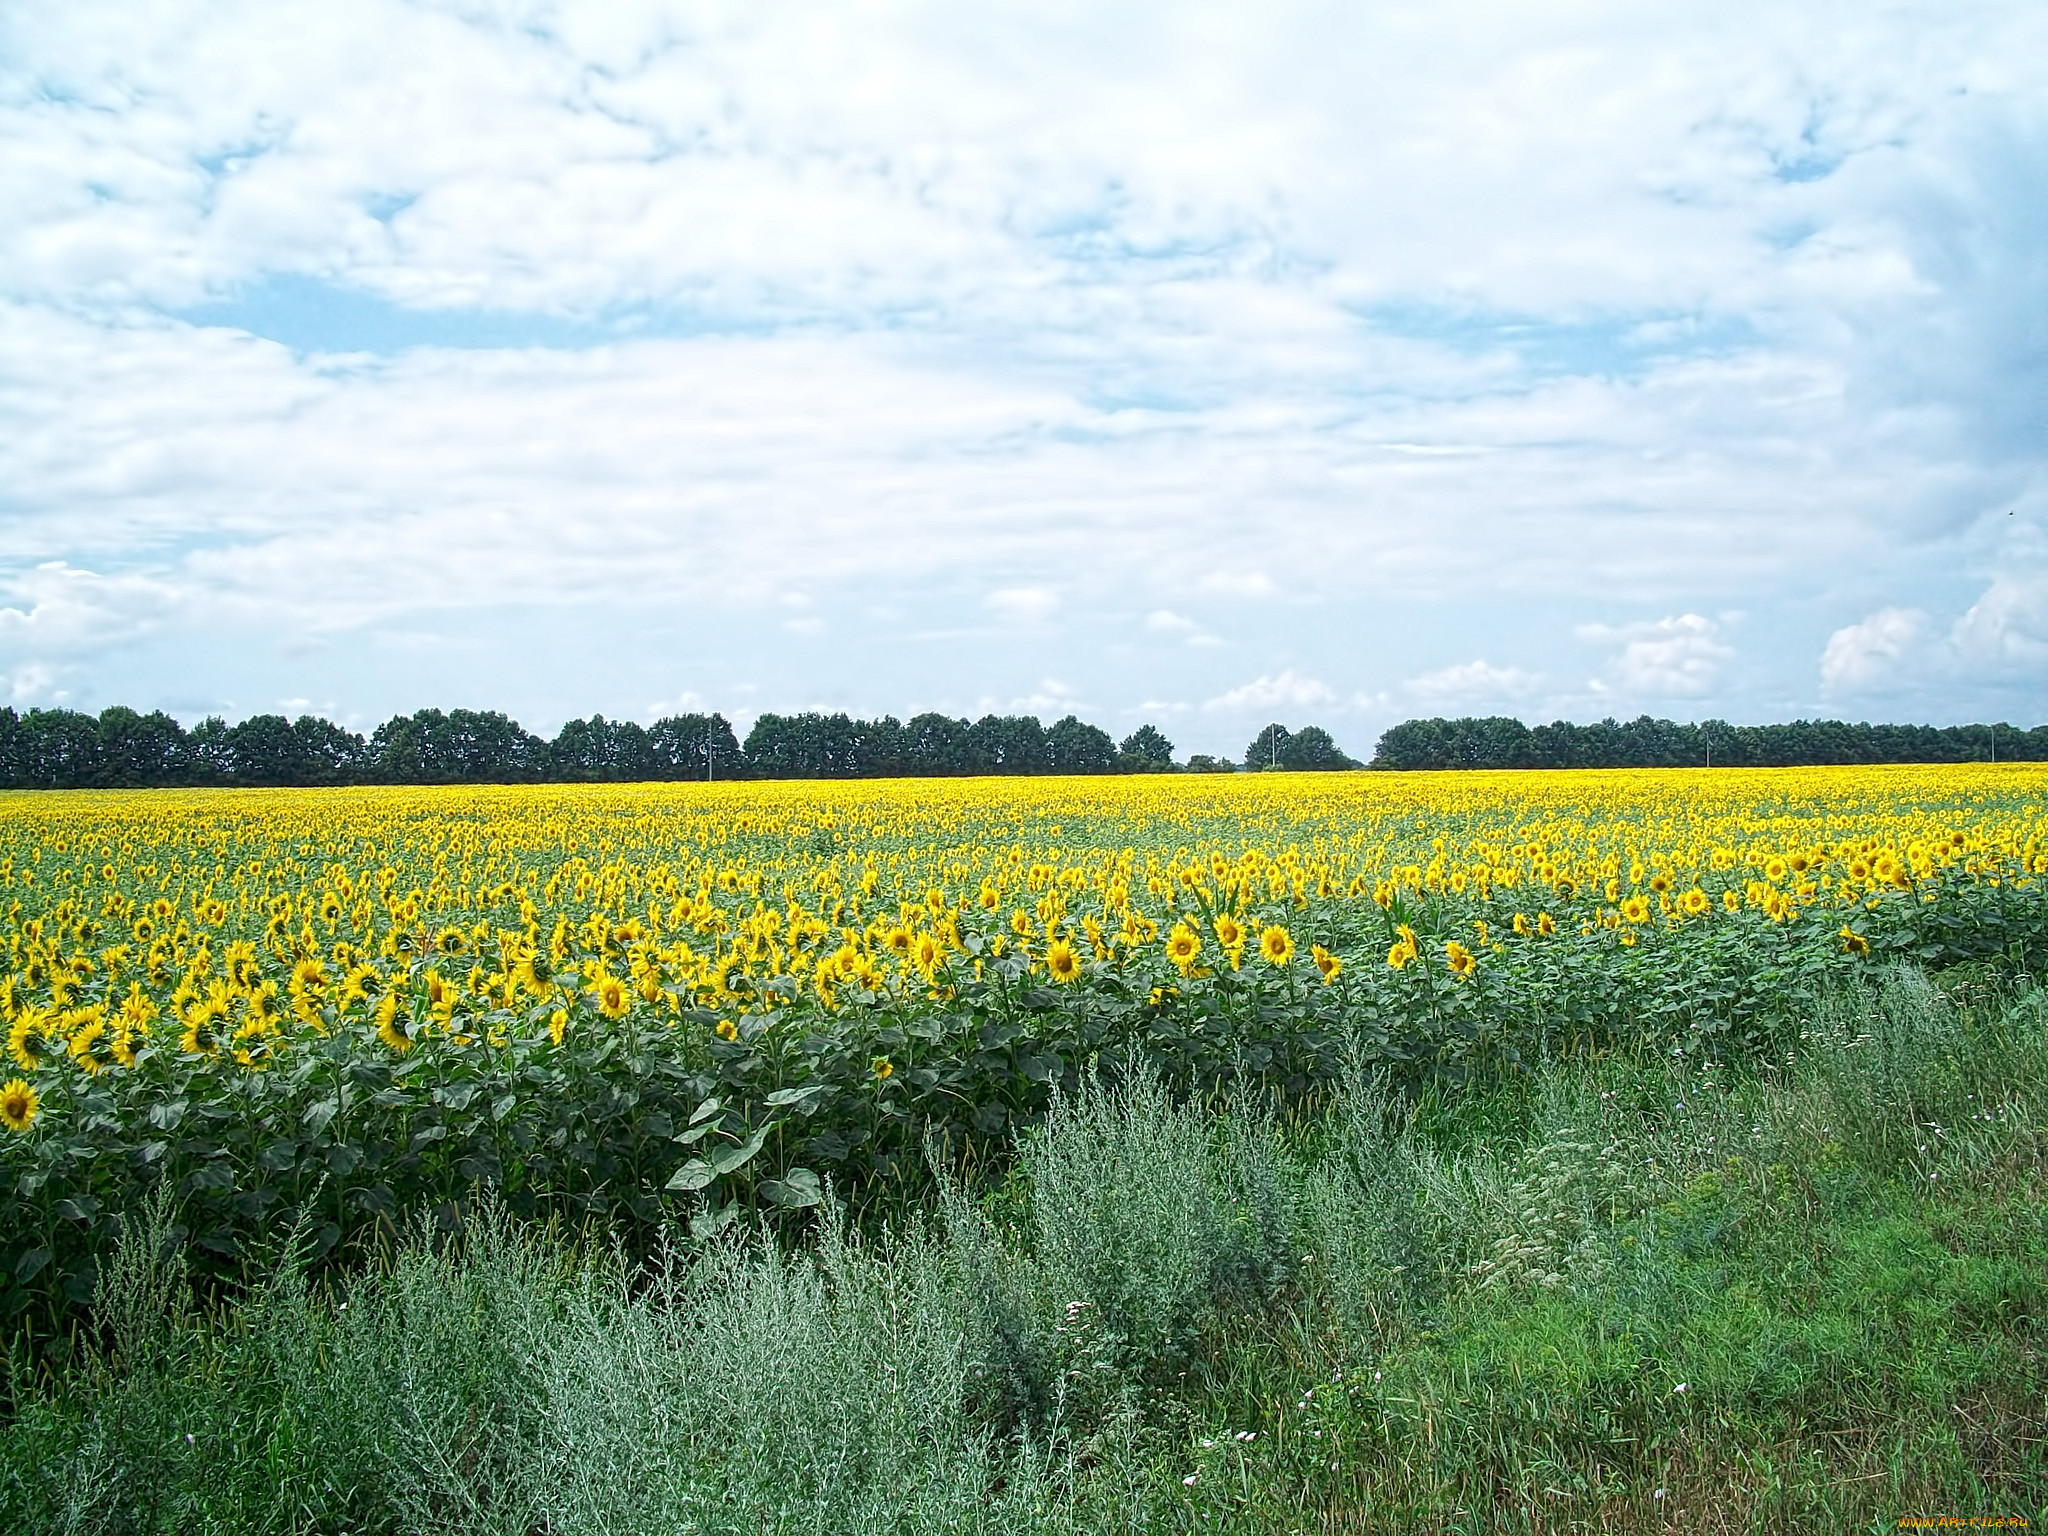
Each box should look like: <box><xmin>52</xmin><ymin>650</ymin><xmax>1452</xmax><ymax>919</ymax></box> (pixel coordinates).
<box><xmin>664</xmin><ymin>1157</ymin><xmax>716</xmax><ymax>1192</ymax></box>
<box><xmin>765</xmin><ymin>1083</ymin><xmax>830</xmax><ymax>1110</ymax></box>
<box><xmin>708</xmin><ymin>1121</ymin><xmax>777</xmax><ymax>1176</ymax></box>
<box><xmin>759</xmin><ymin>1168</ymin><xmax>823</xmax><ymax>1207</ymax></box>
<box><xmin>303</xmin><ymin>1098</ymin><xmax>340</xmax><ymax>1136</ymax></box>
<box><xmin>688</xmin><ymin>1096</ymin><xmax>722</xmax><ymax>1126</ymax></box>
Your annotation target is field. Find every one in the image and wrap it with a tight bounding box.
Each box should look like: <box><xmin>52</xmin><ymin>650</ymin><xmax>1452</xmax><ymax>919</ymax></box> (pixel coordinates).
<box><xmin>4</xmin><ymin>766</ymin><xmax>2047</xmax><ymax>1530</ymax></box>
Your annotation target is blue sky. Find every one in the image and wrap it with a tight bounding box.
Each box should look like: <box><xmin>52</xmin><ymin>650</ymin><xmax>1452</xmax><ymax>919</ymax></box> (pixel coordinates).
<box><xmin>2</xmin><ymin>0</ymin><xmax>2044</xmax><ymax>759</ymax></box>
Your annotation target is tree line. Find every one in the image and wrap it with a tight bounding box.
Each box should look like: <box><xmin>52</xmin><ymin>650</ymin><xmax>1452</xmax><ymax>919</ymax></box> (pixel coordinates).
<box><xmin>0</xmin><ymin>705</ymin><xmax>1291</xmax><ymax>788</ymax></box>
<box><xmin>1369</xmin><ymin>715</ymin><xmax>2048</xmax><ymax>769</ymax></box>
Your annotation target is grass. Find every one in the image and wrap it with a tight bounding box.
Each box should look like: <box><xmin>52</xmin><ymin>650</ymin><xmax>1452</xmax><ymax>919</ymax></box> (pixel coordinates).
<box><xmin>5</xmin><ymin>964</ymin><xmax>2045</xmax><ymax>1533</ymax></box>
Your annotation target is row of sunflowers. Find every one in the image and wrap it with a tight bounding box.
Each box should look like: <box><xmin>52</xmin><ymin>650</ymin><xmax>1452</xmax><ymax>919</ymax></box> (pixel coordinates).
<box><xmin>1</xmin><ymin>765</ymin><xmax>2043</xmax><ymax>1322</ymax></box>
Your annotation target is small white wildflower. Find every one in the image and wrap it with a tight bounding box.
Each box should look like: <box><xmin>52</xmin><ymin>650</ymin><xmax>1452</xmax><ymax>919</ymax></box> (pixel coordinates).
<box><xmin>1183</xmin><ymin>1473</ymin><xmax>1199</xmax><ymax>1486</ymax></box>
<box><xmin>1236</xmin><ymin>1430</ymin><xmax>1256</xmax><ymax>1442</ymax></box>
<box><xmin>1673</xmin><ymin>1382</ymin><xmax>1688</xmax><ymax>1394</ymax></box>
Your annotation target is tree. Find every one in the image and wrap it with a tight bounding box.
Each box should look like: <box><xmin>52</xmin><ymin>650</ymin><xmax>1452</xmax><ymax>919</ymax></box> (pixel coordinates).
<box><xmin>648</xmin><ymin>713</ymin><xmax>745</xmax><ymax>780</ymax></box>
<box><xmin>1279</xmin><ymin>725</ymin><xmax>1355</xmax><ymax>770</ymax></box>
<box><xmin>95</xmin><ymin>706</ymin><xmax>190</xmax><ymax>786</ymax></box>
<box><xmin>1244</xmin><ymin>723</ymin><xmax>1292</xmax><ymax>771</ymax></box>
<box><xmin>1184</xmin><ymin>754</ymin><xmax>1237</xmax><ymax>774</ymax></box>
<box><xmin>967</xmin><ymin>715</ymin><xmax>1051</xmax><ymax>774</ymax></box>
<box><xmin>1047</xmin><ymin>715</ymin><xmax>1117</xmax><ymax>773</ymax></box>
<box><xmin>901</xmin><ymin>713</ymin><xmax>977</xmax><ymax>774</ymax></box>
<box><xmin>1117</xmin><ymin>724</ymin><xmax>1176</xmax><ymax>772</ymax></box>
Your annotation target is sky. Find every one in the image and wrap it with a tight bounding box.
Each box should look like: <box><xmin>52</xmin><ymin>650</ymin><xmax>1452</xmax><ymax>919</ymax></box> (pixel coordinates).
<box><xmin>2</xmin><ymin>0</ymin><xmax>2045</xmax><ymax>760</ymax></box>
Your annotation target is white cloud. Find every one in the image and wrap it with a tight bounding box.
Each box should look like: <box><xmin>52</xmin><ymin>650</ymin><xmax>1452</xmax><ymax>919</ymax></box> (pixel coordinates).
<box><xmin>1145</xmin><ymin>608</ymin><xmax>1221</xmax><ymax>646</ymax></box>
<box><xmin>1203</xmin><ymin>669</ymin><xmax>1337</xmax><ymax>713</ymax></box>
<box><xmin>1405</xmin><ymin>658</ymin><xmax>1542</xmax><ymax>703</ymax></box>
<box><xmin>1950</xmin><ymin>572</ymin><xmax>2048</xmax><ymax>669</ymax></box>
<box><xmin>1195</xmin><ymin>572</ymin><xmax>1278</xmax><ymax>600</ymax></box>
<box><xmin>1011</xmin><ymin>678</ymin><xmax>1081</xmax><ymax>715</ymax></box>
<box><xmin>3</xmin><ymin>1</ymin><xmax>2046</xmax><ymax>726</ymax></box>
<box><xmin>1579</xmin><ymin>613</ymin><xmax>1734</xmax><ymax>698</ymax></box>
<box><xmin>1820</xmin><ymin>606</ymin><xmax>1930</xmax><ymax>691</ymax></box>
<box><xmin>985</xmin><ymin>587</ymin><xmax>1063</xmax><ymax>627</ymax></box>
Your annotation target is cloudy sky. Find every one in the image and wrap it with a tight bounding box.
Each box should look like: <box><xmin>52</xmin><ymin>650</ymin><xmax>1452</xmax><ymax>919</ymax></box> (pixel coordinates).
<box><xmin>3</xmin><ymin>0</ymin><xmax>2044</xmax><ymax>757</ymax></box>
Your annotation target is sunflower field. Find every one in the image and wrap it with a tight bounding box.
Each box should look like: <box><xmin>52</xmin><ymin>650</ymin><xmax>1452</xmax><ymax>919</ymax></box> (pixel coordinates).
<box><xmin>2</xmin><ymin>765</ymin><xmax>2044</xmax><ymax>1323</ymax></box>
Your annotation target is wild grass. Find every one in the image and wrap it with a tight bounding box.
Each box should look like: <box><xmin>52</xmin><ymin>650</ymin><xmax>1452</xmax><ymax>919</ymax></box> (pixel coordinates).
<box><xmin>6</xmin><ymin>963</ymin><xmax>2045</xmax><ymax>1533</ymax></box>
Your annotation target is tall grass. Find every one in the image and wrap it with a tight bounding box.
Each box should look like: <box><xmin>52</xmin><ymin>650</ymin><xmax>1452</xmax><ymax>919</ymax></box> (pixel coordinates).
<box><xmin>6</xmin><ymin>963</ymin><xmax>2044</xmax><ymax>1533</ymax></box>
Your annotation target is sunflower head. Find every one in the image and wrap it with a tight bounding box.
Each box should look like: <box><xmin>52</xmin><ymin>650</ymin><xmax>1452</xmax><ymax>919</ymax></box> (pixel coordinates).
<box><xmin>594</xmin><ymin>974</ymin><xmax>631</xmax><ymax>1019</ymax></box>
<box><xmin>1213</xmin><ymin>914</ymin><xmax>1243</xmax><ymax>949</ymax></box>
<box><xmin>1045</xmin><ymin>939</ymin><xmax>1082</xmax><ymax>984</ymax></box>
<box><xmin>1258</xmin><ymin>925</ymin><xmax>1294</xmax><ymax>967</ymax></box>
<box><xmin>374</xmin><ymin>994</ymin><xmax>413</xmax><ymax>1055</ymax></box>
<box><xmin>0</xmin><ymin>1078</ymin><xmax>37</xmax><ymax>1134</ymax></box>
<box><xmin>1311</xmin><ymin>944</ymin><xmax>1341</xmax><ymax>982</ymax></box>
<box><xmin>1444</xmin><ymin>940</ymin><xmax>1477</xmax><ymax>978</ymax></box>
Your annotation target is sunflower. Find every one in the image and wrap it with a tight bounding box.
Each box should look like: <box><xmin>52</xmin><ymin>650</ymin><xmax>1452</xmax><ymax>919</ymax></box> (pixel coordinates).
<box><xmin>912</xmin><ymin>931</ymin><xmax>944</xmax><ymax>977</ymax></box>
<box><xmin>66</xmin><ymin>1011</ymin><xmax>110</xmax><ymax>1075</ymax></box>
<box><xmin>872</xmin><ymin>1056</ymin><xmax>894</xmax><ymax>1080</ymax></box>
<box><xmin>1212</xmin><ymin>914</ymin><xmax>1243</xmax><ymax>950</ymax></box>
<box><xmin>1839</xmin><ymin>926</ymin><xmax>1871</xmax><ymax>958</ymax></box>
<box><xmin>7</xmin><ymin>1007</ymin><xmax>50</xmax><ymax>1072</ymax></box>
<box><xmin>593</xmin><ymin>973</ymin><xmax>631</xmax><ymax>1019</ymax></box>
<box><xmin>715</xmin><ymin>1017</ymin><xmax>739</xmax><ymax>1041</ymax></box>
<box><xmin>1386</xmin><ymin>941</ymin><xmax>1414</xmax><ymax>971</ymax></box>
<box><xmin>1258</xmin><ymin>924</ymin><xmax>1294</xmax><ymax>967</ymax></box>
<box><xmin>1619</xmin><ymin>896</ymin><xmax>1651</xmax><ymax>925</ymax></box>
<box><xmin>1444</xmin><ymin>940</ymin><xmax>1477</xmax><ymax>978</ymax></box>
<box><xmin>1311</xmin><ymin>944</ymin><xmax>1342</xmax><ymax>982</ymax></box>
<box><xmin>1680</xmin><ymin>888</ymin><xmax>1711</xmax><ymax>917</ymax></box>
<box><xmin>1512</xmin><ymin>912</ymin><xmax>1531</xmax><ymax>936</ymax></box>
<box><xmin>224</xmin><ymin>940</ymin><xmax>262</xmax><ymax>991</ymax></box>
<box><xmin>1046</xmin><ymin>939</ymin><xmax>1082</xmax><ymax>984</ymax></box>
<box><xmin>1165</xmin><ymin>922</ymin><xmax>1202</xmax><ymax>973</ymax></box>
<box><xmin>0</xmin><ymin>1078</ymin><xmax>37</xmax><ymax>1134</ymax></box>
<box><xmin>549</xmin><ymin>1008</ymin><xmax>568</xmax><ymax>1045</ymax></box>
<box><xmin>1010</xmin><ymin>909</ymin><xmax>1034</xmax><ymax>940</ymax></box>
<box><xmin>374</xmin><ymin>994</ymin><xmax>414</xmax><ymax>1055</ymax></box>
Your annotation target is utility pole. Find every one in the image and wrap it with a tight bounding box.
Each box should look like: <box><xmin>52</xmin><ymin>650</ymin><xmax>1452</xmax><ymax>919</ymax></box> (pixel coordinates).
<box><xmin>707</xmin><ymin>718</ymin><xmax>714</xmax><ymax>782</ymax></box>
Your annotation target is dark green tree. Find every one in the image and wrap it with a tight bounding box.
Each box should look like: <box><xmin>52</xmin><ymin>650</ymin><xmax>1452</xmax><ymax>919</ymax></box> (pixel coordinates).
<box><xmin>1117</xmin><ymin>724</ymin><xmax>1176</xmax><ymax>772</ymax></box>
<box><xmin>1047</xmin><ymin>715</ymin><xmax>1117</xmax><ymax>773</ymax></box>
<box><xmin>1244</xmin><ymin>723</ymin><xmax>1291</xmax><ymax>770</ymax></box>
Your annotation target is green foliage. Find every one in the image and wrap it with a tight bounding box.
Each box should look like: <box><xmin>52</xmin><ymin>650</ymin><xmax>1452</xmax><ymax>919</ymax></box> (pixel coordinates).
<box><xmin>6</xmin><ymin>967</ymin><xmax>2048</xmax><ymax>1531</ymax></box>
<box><xmin>1373</xmin><ymin>713</ymin><xmax>2047</xmax><ymax>769</ymax></box>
